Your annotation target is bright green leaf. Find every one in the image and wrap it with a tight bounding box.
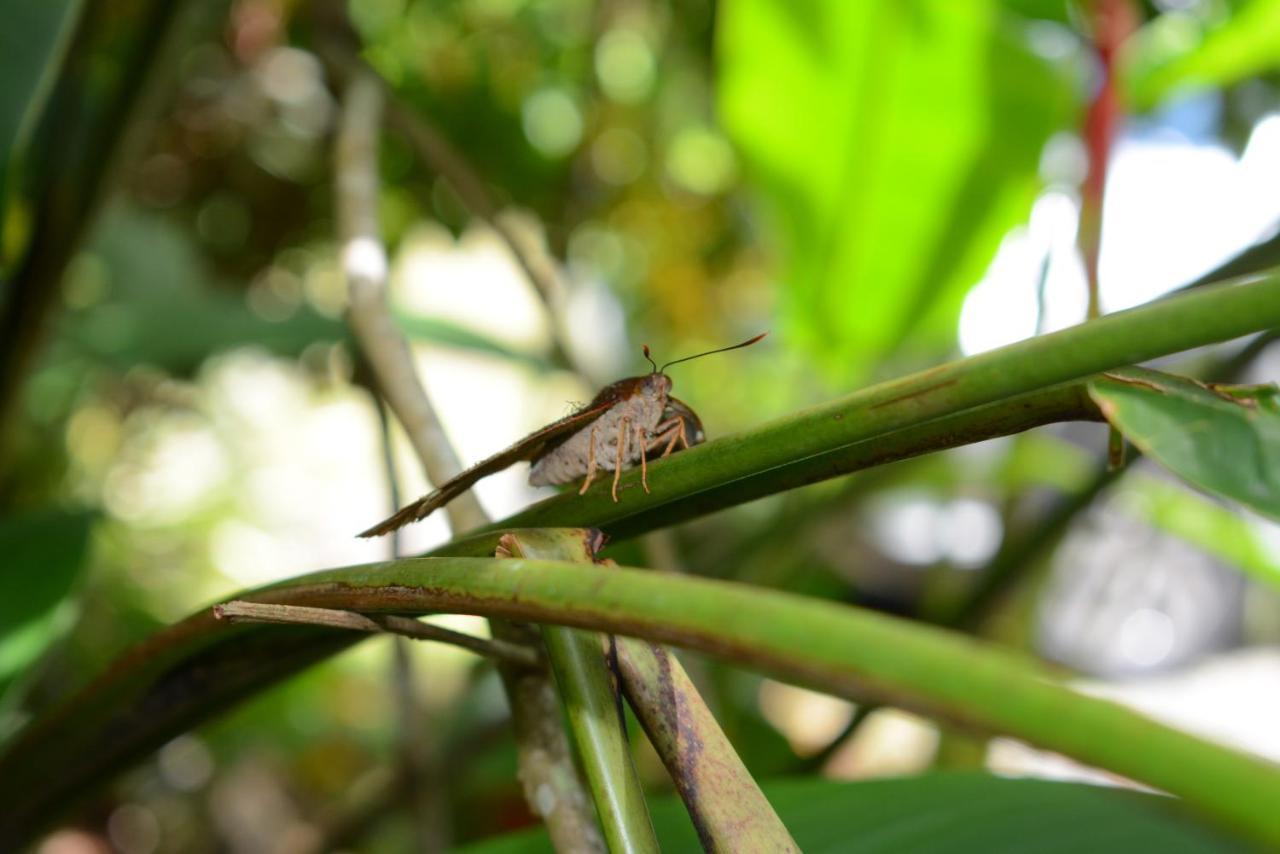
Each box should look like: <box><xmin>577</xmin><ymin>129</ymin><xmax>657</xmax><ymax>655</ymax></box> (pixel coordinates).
<box><xmin>459</xmin><ymin>773</ymin><xmax>1240</xmax><ymax>853</ymax></box>
<box><xmin>1090</xmin><ymin>368</ymin><xmax>1280</xmax><ymax>521</ymax></box>
<box><xmin>1126</xmin><ymin>0</ymin><xmax>1280</xmax><ymax>110</ymax></box>
<box><xmin>717</xmin><ymin>1</ymin><xmax>1075</xmax><ymax>379</ymax></box>
<box><xmin>1125</xmin><ymin>0</ymin><xmax>1280</xmax><ymax>111</ymax></box>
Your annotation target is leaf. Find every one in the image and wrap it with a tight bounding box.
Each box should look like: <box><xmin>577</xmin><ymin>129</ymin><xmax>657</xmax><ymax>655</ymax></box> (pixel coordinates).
<box><xmin>394</xmin><ymin>312</ymin><xmax>556</xmax><ymax>372</ymax></box>
<box><xmin>457</xmin><ymin>773</ymin><xmax>1241</xmax><ymax>853</ymax></box>
<box><xmin>1090</xmin><ymin>368</ymin><xmax>1280</xmax><ymax>521</ymax></box>
<box><xmin>55</xmin><ymin>204</ymin><xmax>348</xmax><ymax>374</ymax></box>
<box><xmin>1119</xmin><ymin>474</ymin><xmax>1280</xmax><ymax>591</ymax></box>
<box><xmin>1125</xmin><ymin>0</ymin><xmax>1280</xmax><ymax>111</ymax></box>
<box><xmin>716</xmin><ymin>1</ymin><xmax>1075</xmax><ymax>379</ymax></box>
<box><xmin>0</xmin><ymin>0</ymin><xmax>81</xmax><ymax>267</ymax></box>
<box><xmin>0</xmin><ymin>508</ymin><xmax>93</xmax><ymax>703</ymax></box>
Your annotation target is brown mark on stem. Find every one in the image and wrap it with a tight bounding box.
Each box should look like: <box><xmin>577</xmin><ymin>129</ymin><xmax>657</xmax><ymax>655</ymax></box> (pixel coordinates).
<box><xmin>865</xmin><ymin>378</ymin><xmax>960</xmax><ymax>410</ymax></box>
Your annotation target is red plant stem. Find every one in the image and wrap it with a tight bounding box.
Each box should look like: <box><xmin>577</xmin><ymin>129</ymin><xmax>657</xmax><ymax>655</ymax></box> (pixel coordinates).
<box><xmin>1079</xmin><ymin>0</ymin><xmax>1138</xmax><ymax>319</ymax></box>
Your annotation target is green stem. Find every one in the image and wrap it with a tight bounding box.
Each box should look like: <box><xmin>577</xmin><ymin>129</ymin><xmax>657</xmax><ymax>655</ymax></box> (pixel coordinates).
<box><xmin>469</xmin><ymin>276</ymin><xmax>1280</xmax><ymax>540</ymax></box>
<box><xmin>7</xmin><ymin>546</ymin><xmax>1280</xmax><ymax>847</ymax></box>
<box><xmin>500</xmin><ymin>530</ymin><xmax>656</xmax><ymax>854</ymax></box>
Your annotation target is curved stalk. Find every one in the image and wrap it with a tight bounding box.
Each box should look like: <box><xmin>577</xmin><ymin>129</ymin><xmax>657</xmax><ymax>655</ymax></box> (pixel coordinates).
<box><xmin>5</xmin><ymin>548</ymin><xmax>1280</xmax><ymax>847</ymax></box>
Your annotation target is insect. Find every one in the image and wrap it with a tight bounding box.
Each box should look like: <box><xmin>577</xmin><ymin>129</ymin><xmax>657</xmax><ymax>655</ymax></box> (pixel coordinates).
<box><xmin>358</xmin><ymin>332</ymin><xmax>767</xmax><ymax>537</ymax></box>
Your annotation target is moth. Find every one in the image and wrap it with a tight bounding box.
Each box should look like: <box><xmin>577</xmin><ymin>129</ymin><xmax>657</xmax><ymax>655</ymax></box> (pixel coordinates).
<box><xmin>358</xmin><ymin>332</ymin><xmax>767</xmax><ymax>537</ymax></box>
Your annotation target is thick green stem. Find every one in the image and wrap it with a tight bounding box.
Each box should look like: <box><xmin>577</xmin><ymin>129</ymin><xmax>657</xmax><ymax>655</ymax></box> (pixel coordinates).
<box><xmin>500</xmin><ymin>530</ymin><xmax>656</xmax><ymax>854</ymax></box>
<box><xmin>466</xmin><ymin>276</ymin><xmax>1280</xmax><ymax>540</ymax></box>
<box><xmin>6</xmin><ymin>548</ymin><xmax>1280</xmax><ymax>847</ymax></box>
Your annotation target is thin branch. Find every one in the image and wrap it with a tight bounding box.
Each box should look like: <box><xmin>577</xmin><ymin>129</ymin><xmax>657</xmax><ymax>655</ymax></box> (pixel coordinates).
<box><xmin>213</xmin><ymin>601</ymin><xmax>542</xmax><ymax>670</ymax></box>
<box><xmin>336</xmin><ymin>70</ymin><xmax>487</xmax><ymax>533</ymax></box>
<box><xmin>331</xmin><ymin>66</ymin><xmax>603</xmax><ymax>850</ymax></box>
<box><xmin>318</xmin><ymin>37</ymin><xmax>586</xmax><ymax>381</ymax></box>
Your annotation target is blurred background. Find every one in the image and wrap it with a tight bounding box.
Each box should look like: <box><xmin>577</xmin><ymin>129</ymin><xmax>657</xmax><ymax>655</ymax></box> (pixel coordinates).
<box><xmin>4</xmin><ymin>0</ymin><xmax>1280</xmax><ymax>851</ymax></box>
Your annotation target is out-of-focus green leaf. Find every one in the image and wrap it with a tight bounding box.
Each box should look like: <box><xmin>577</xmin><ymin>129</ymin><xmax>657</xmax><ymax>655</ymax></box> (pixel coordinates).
<box><xmin>394</xmin><ymin>312</ymin><xmax>556</xmax><ymax>372</ymax></box>
<box><xmin>0</xmin><ymin>508</ymin><xmax>93</xmax><ymax>702</ymax></box>
<box><xmin>56</xmin><ymin>204</ymin><xmax>347</xmax><ymax>374</ymax></box>
<box><xmin>1119</xmin><ymin>475</ymin><xmax>1280</xmax><ymax>590</ymax></box>
<box><xmin>459</xmin><ymin>773</ymin><xmax>1240</xmax><ymax>853</ymax></box>
<box><xmin>1125</xmin><ymin>0</ymin><xmax>1280</xmax><ymax>111</ymax></box>
<box><xmin>0</xmin><ymin>0</ymin><xmax>81</xmax><ymax>267</ymax></box>
<box><xmin>717</xmin><ymin>2</ymin><xmax>1075</xmax><ymax>379</ymax></box>
<box><xmin>1090</xmin><ymin>368</ymin><xmax>1280</xmax><ymax>521</ymax></box>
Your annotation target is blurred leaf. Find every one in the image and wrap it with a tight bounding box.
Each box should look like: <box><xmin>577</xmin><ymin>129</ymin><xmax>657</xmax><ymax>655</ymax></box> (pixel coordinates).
<box><xmin>0</xmin><ymin>0</ymin><xmax>81</xmax><ymax>267</ymax></box>
<box><xmin>717</xmin><ymin>1</ymin><xmax>1075</xmax><ymax>379</ymax></box>
<box><xmin>458</xmin><ymin>773</ymin><xmax>1240</xmax><ymax>853</ymax></box>
<box><xmin>395</xmin><ymin>312</ymin><xmax>556</xmax><ymax>372</ymax></box>
<box><xmin>1090</xmin><ymin>368</ymin><xmax>1280</xmax><ymax>520</ymax></box>
<box><xmin>0</xmin><ymin>508</ymin><xmax>93</xmax><ymax>702</ymax></box>
<box><xmin>57</xmin><ymin>204</ymin><xmax>347</xmax><ymax>374</ymax></box>
<box><xmin>1120</xmin><ymin>475</ymin><xmax>1280</xmax><ymax>590</ymax></box>
<box><xmin>1125</xmin><ymin>0</ymin><xmax>1280</xmax><ymax>111</ymax></box>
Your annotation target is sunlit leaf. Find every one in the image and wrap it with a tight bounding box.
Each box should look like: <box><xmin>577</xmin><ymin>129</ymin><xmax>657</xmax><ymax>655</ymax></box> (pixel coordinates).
<box><xmin>1090</xmin><ymin>368</ymin><xmax>1280</xmax><ymax>520</ymax></box>
<box><xmin>0</xmin><ymin>508</ymin><xmax>93</xmax><ymax>703</ymax></box>
<box><xmin>459</xmin><ymin>773</ymin><xmax>1239</xmax><ymax>853</ymax></box>
<box><xmin>717</xmin><ymin>1</ymin><xmax>1075</xmax><ymax>379</ymax></box>
<box><xmin>1125</xmin><ymin>0</ymin><xmax>1280</xmax><ymax>110</ymax></box>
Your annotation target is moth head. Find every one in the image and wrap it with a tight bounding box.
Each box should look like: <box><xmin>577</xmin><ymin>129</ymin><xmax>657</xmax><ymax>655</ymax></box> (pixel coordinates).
<box><xmin>640</xmin><ymin>370</ymin><xmax>673</xmax><ymax>396</ymax></box>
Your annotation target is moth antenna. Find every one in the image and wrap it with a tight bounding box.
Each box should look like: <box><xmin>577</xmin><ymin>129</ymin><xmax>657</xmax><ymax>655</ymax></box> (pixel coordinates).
<box><xmin>660</xmin><ymin>331</ymin><xmax>769</xmax><ymax>372</ymax></box>
<box><xmin>642</xmin><ymin>344</ymin><xmax>659</xmax><ymax>373</ymax></box>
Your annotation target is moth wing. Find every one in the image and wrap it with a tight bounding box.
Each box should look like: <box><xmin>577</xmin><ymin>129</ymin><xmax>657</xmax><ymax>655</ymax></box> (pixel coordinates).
<box><xmin>357</xmin><ymin>402</ymin><xmax>614</xmax><ymax>538</ymax></box>
<box><xmin>664</xmin><ymin>396</ymin><xmax>705</xmax><ymax>446</ymax></box>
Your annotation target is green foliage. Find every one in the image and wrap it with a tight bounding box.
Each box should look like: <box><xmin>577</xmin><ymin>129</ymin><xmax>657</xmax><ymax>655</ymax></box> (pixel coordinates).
<box><xmin>1125</xmin><ymin>0</ymin><xmax>1280</xmax><ymax>110</ymax></box>
<box><xmin>5</xmin><ymin>0</ymin><xmax>1280</xmax><ymax>850</ymax></box>
<box><xmin>1091</xmin><ymin>369</ymin><xmax>1280</xmax><ymax>521</ymax></box>
<box><xmin>0</xmin><ymin>508</ymin><xmax>93</xmax><ymax>705</ymax></box>
<box><xmin>718</xmin><ymin>1</ymin><xmax>1075</xmax><ymax>378</ymax></box>
<box><xmin>459</xmin><ymin>774</ymin><xmax>1245</xmax><ymax>853</ymax></box>
<box><xmin>57</xmin><ymin>205</ymin><xmax>347</xmax><ymax>374</ymax></box>
<box><xmin>0</xmin><ymin>0</ymin><xmax>80</xmax><ymax>266</ymax></box>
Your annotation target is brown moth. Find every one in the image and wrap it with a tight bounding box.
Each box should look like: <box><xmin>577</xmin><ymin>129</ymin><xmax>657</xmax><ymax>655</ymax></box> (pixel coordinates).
<box><xmin>358</xmin><ymin>332</ymin><xmax>767</xmax><ymax>537</ymax></box>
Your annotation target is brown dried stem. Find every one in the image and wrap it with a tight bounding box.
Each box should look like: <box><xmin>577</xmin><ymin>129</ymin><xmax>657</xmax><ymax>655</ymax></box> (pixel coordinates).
<box><xmin>333</xmin><ymin>70</ymin><xmax>602</xmax><ymax>851</ymax></box>
<box><xmin>213</xmin><ymin>601</ymin><xmax>541</xmax><ymax>670</ymax></box>
<box><xmin>318</xmin><ymin>36</ymin><xmax>585</xmax><ymax>380</ymax></box>
<box><xmin>614</xmin><ymin>637</ymin><xmax>797</xmax><ymax>852</ymax></box>
<box><xmin>336</xmin><ymin>71</ymin><xmax>487</xmax><ymax>533</ymax></box>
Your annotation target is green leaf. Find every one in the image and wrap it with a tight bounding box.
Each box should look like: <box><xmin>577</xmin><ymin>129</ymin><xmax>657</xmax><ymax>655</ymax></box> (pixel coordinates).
<box><xmin>1120</xmin><ymin>474</ymin><xmax>1280</xmax><ymax>591</ymax></box>
<box><xmin>717</xmin><ymin>1</ymin><xmax>1075</xmax><ymax>379</ymax></box>
<box><xmin>0</xmin><ymin>0</ymin><xmax>81</xmax><ymax>267</ymax></box>
<box><xmin>458</xmin><ymin>773</ymin><xmax>1241</xmax><ymax>853</ymax></box>
<box><xmin>394</xmin><ymin>312</ymin><xmax>556</xmax><ymax>372</ymax></box>
<box><xmin>1090</xmin><ymin>368</ymin><xmax>1280</xmax><ymax>521</ymax></box>
<box><xmin>1125</xmin><ymin>0</ymin><xmax>1280</xmax><ymax>111</ymax></box>
<box><xmin>56</xmin><ymin>204</ymin><xmax>347</xmax><ymax>374</ymax></box>
<box><xmin>0</xmin><ymin>508</ymin><xmax>93</xmax><ymax>702</ymax></box>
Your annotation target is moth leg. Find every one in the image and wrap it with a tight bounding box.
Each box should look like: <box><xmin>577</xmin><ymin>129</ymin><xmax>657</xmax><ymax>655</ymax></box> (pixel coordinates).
<box><xmin>659</xmin><ymin>416</ymin><xmax>690</xmax><ymax>458</ymax></box>
<box><xmin>635</xmin><ymin>422</ymin><xmax>650</xmax><ymax>494</ymax></box>
<box><xmin>578</xmin><ymin>424</ymin><xmax>600</xmax><ymax>495</ymax></box>
<box><xmin>611</xmin><ymin>416</ymin><xmax>631</xmax><ymax>502</ymax></box>
<box><xmin>674</xmin><ymin>416</ymin><xmax>691</xmax><ymax>451</ymax></box>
